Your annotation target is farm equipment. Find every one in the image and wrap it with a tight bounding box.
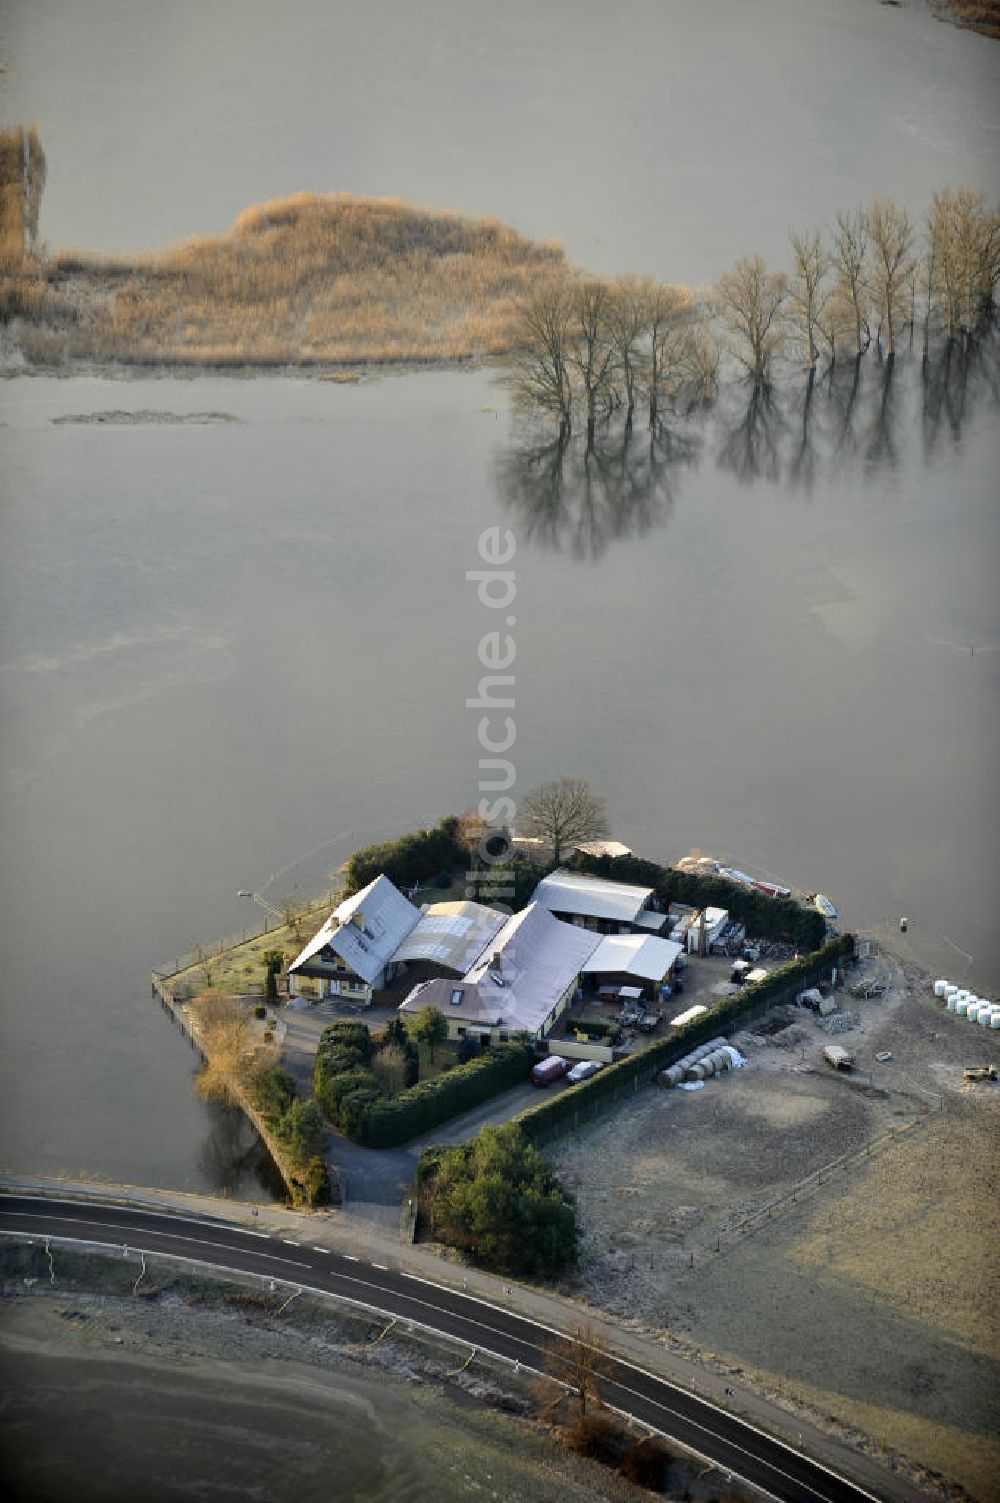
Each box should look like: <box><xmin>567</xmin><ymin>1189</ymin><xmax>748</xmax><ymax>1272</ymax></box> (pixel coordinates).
<box><xmin>963</xmin><ymin>1064</ymin><xmax>997</xmax><ymax>1083</ymax></box>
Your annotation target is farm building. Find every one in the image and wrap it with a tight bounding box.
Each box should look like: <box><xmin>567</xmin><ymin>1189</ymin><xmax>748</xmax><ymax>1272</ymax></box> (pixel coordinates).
<box><xmin>399</xmin><ymin>900</ymin><xmax>600</xmax><ymax>1043</ymax></box>
<box><xmin>581</xmin><ymin>932</ymin><xmax>684</xmax><ymax>1003</ymax></box>
<box><xmin>390</xmin><ymin>899</ymin><xmax>508</xmax><ymax>979</ymax></box>
<box><xmin>530</xmin><ymin>868</ymin><xmax>667</xmax><ymax>936</ymax></box>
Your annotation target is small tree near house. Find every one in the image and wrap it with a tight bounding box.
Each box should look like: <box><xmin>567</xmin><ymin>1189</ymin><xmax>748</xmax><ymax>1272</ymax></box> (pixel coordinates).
<box><xmin>410</xmin><ymin>1005</ymin><xmax>449</xmax><ymax>1062</ymax></box>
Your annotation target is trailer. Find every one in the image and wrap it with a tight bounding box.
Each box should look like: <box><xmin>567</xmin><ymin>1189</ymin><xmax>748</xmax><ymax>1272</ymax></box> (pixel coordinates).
<box><xmin>823</xmin><ymin>1044</ymin><xmax>853</xmax><ymax>1072</ymax></box>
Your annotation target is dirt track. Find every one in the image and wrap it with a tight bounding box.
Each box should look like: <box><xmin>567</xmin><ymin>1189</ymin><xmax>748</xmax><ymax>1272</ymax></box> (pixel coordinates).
<box><xmin>549</xmin><ymin>956</ymin><xmax>1000</xmax><ymax>1502</ymax></box>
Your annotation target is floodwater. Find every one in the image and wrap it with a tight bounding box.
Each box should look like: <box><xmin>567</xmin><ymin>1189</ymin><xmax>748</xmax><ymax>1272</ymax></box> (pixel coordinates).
<box><xmin>0</xmin><ymin>2</ymin><xmax>998</xmax><ymax>1195</ymax></box>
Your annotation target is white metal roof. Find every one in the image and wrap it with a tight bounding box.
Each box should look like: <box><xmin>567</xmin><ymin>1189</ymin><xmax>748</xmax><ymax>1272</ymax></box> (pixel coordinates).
<box><xmin>463</xmin><ymin>901</ymin><xmax>601</xmax><ymax>1035</ymax></box>
<box><xmin>391</xmin><ymin>900</ymin><xmax>507</xmax><ymax>973</ymax></box>
<box><xmin>288</xmin><ymin>875</ymin><xmax>421</xmax><ymax>985</ymax></box>
<box><xmin>530</xmin><ymin>868</ymin><xmax>656</xmax><ymax>924</ymax></box>
<box><xmin>582</xmin><ymin>932</ymin><xmax>683</xmax><ymax>981</ymax></box>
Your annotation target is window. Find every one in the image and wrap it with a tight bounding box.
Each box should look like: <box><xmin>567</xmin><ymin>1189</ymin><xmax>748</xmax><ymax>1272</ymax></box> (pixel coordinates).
<box><xmin>450</xmin><ymin>988</ymin><xmax>464</xmax><ymax>1007</ymax></box>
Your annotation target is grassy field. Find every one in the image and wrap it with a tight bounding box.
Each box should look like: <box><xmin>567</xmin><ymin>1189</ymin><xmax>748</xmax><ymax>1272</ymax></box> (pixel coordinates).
<box><xmin>549</xmin><ymin>958</ymin><xmax>1000</xmax><ymax>1501</ymax></box>
<box><xmin>163</xmin><ymin>892</ymin><xmax>337</xmax><ymax>999</ymax></box>
<box><xmin>17</xmin><ymin>193</ymin><xmax>568</xmax><ymax>368</ymax></box>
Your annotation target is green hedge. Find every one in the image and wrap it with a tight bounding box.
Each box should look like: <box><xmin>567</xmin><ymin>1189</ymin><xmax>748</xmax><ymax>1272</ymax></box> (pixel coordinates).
<box><xmin>567</xmin><ymin>851</ymin><xmax>828</xmax><ymax>950</ymax></box>
<box><xmin>517</xmin><ymin>934</ymin><xmax>854</xmax><ymax>1144</ymax></box>
<box><xmin>314</xmin><ymin>1029</ymin><xmax>535</xmax><ymax>1148</ymax></box>
<box><xmin>345</xmin><ymin>816</ymin><xmax>468</xmax><ymax>894</ymax></box>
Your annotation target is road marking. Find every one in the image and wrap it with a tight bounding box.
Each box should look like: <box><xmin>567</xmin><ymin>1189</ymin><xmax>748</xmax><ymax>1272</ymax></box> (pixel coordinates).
<box><xmin>0</xmin><ymin>1208</ymin><xmax>879</xmax><ymax>1503</ymax></box>
<box><xmin>312</xmin><ymin>1246</ymin><xmax>328</xmax><ymax>1253</ymax></box>
<box><xmin>0</xmin><ymin>1213</ymin><xmax>312</xmax><ymax>1271</ymax></box>
<box><xmin>282</xmin><ymin>1239</ymin><xmax>300</xmax><ymax>1246</ymax></box>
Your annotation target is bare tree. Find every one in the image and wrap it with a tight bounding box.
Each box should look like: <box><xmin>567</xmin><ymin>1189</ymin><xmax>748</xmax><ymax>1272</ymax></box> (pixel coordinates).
<box><xmin>607</xmin><ymin>277</ymin><xmax>649</xmax><ymax>430</ymax></box>
<box><xmin>927</xmin><ymin>187</ymin><xmax>1000</xmax><ymax>344</ymax></box>
<box><xmin>831</xmin><ymin>209</ymin><xmax>871</xmax><ymax>359</ymax></box>
<box><xmin>865</xmin><ymin>199</ymin><xmax>914</xmax><ymax>359</ymax></box>
<box><xmin>519</xmin><ymin>777</ymin><xmax>608</xmax><ymax>866</ymax></box>
<box><xmin>714</xmin><ymin>255</ymin><xmax>788</xmax><ymax>385</ymax></box>
<box><xmin>569</xmin><ymin>280</ymin><xmax>618</xmax><ymax>448</ymax></box>
<box><xmin>788</xmin><ymin>230</ymin><xmax>829</xmax><ymax>377</ymax></box>
<box><xmin>641</xmin><ymin>281</ymin><xmax>705</xmax><ymax>424</ymax></box>
<box><xmin>22</xmin><ymin>127</ymin><xmax>46</xmax><ymax>252</ymax></box>
<box><xmin>508</xmin><ymin>279</ymin><xmax>575</xmax><ymax>435</ymax></box>
<box><xmin>542</xmin><ymin>1323</ymin><xmax>612</xmax><ymax>1420</ymax></box>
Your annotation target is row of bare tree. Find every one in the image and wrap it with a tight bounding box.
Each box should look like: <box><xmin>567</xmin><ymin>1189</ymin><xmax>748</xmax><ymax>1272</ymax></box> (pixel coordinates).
<box><xmin>509</xmin><ymin>188</ymin><xmax>1000</xmax><ymax>435</ymax></box>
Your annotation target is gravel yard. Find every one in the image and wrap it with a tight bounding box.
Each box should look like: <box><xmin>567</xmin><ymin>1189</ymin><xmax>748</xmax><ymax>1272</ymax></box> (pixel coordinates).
<box><xmin>548</xmin><ymin>956</ymin><xmax>1000</xmax><ymax>1502</ymax></box>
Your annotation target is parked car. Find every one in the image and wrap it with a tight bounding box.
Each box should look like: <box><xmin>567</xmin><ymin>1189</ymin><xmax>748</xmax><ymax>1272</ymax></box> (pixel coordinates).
<box><xmin>531</xmin><ymin>1054</ymin><xmax>571</xmax><ymax>1086</ymax></box>
<box><xmin>566</xmin><ymin>1059</ymin><xmax>604</xmax><ymax>1084</ymax></box>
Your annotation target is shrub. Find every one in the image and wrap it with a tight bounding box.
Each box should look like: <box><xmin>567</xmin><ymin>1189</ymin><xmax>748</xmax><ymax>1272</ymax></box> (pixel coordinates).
<box><xmin>249</xmin><ymin>1066</ymin><xmax>297</xmax><ymax>1122</ymax></box>
<box><xmin>564</xmin><ymin>1412</ymin><xmax>628</xmax><ymax>1465</ymax></box>
<box><xmin>273</xmin><ymin>1097</ymin><xmax>328</xmax><ymax>1164</ymax></box>
<box><xmin>619</xmin><ymin>1435</ymin><xmax>672</xmax><ymax>1489</ymax></box>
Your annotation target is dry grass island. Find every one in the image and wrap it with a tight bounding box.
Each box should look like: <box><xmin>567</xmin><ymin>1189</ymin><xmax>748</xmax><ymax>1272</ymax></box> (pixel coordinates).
<box><xmin>4</xmin><ymin>185</ymin><xmax>568</xmax><ymax>369</ymax></box>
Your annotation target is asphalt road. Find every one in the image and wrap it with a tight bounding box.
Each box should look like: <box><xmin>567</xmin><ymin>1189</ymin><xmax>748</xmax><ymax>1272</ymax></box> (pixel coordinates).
<box><xmin>0</xmin><ymin>1194</ymin><xmax>878</xmax><ymax>1503</ymax></box>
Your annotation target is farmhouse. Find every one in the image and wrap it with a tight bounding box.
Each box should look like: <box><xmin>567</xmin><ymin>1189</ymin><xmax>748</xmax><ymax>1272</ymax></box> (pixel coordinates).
<box><xmin>287</xmin><ymin>875</ymin><xmax>420</xmax><ymax>1004</ymax></box>
<box><xmin>530</xmin><ymin>868</ymin><xmax>666</xmax><ymax>936</ymax></box>
<box><xmin>399</xmin><ymin>900</ymin><xmax>600</xmax><ymax>1043</ymax></box>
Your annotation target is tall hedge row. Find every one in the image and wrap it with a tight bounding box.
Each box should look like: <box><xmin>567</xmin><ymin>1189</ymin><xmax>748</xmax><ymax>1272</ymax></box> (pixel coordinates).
<box><xmin>345</xmin><ymin>816</ymin><xmax>468</xmax><ymax>894</ymax></box>
<box><xmin>516</xmin><ymin>934</ymin><xmax>854</xmax><ymax>1144</ymax></box>
<box><xmin>568</xmin><ymin>851</ymin><xmax>828</xmax><ymax>950</ymax></box>
<box><xmin>314</xmin><ymin>1031</ymin><xmax>535</xmax><ymax>1148</ymax></box>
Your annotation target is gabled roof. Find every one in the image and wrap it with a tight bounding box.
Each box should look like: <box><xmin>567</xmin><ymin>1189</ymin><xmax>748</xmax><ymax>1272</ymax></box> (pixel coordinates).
<box><xmin>462</xmin><ymin>901</ymin><xmax>601</xmax><ymax>1034</ymax></box>
<box><xmin>391</xmin><ymin>900</ymin><xmax>507</xmax><ymax>974</ymax></box>
<box><xmin>582</xmin><ymin>932</ymin><xmax>683</xmax><ymax>981</ymax></box>
<box><xmin>288</xmin><ymin>875</ymin><xmax>420</xmax><ymax>985</ymax></box>
<box><xmin>531</xmin><ymin>868</ymin><xmax>656</xmax><ymax>924</ymax></box>
<box><xmin>398</xmin><ymin>977</ymin><xmax>502</xmax><ymax>1027</ymax></box>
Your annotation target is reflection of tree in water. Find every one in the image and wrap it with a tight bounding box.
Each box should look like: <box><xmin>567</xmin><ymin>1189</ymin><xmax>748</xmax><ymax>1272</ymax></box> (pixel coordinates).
<box><xmin>864</xmin><ymin>355</ymin><xmax>900</xmax><ymax>473</ymax></box>
<box><xmin>715</xmin><ymin>382</ymin><xmax>786</xmax><ymax>486</ymax></box>
<box><xmin>496</xmin><ymin>419</ymin><xmax>701</xmax><ymax>560</ymax></box>
<box><xmin>500</xmin><ymin>332</ymin><xmax>999</xmax><ymax>554</ymax></box>
<box><xmin>199</xmin><ymin>1100</ymin><xmax>284</xmax><ymax>1200</ymax></box>
<box><xmin>922</xmin><ymin>331</ymin><xmax>1000</xmax><ymax>460</ymax></box>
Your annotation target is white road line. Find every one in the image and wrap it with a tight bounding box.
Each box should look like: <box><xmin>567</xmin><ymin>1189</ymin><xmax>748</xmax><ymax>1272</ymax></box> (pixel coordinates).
<box><xmin>1</xmin><ymin>1213</ymin><xmax>311</xmax><ymax>1271</ymax></box>
<box><xmin>371</xmin><ymin>1262</ymin><xmax>388</xmax><ymax>1270</ymax></box>
<box><xmin>1</xmin><ymin>1226</ymin><xmax>873</xmax><ymax>1503</ymax></box>
<box><xmin>312</xmin><ymin>1246</ymin><xmax>328</xmax><ymax>1253</ymax></box>
<box><xmin>1</xmin><ymin>1193</ymin><xmax>272</xmax><ymax>1239</ymax></box>
<box><xmin>342</xmin><ymin>1254</ymin><xmax>359</xmax><ymax>1261</ymax></box>
<box><xmin>282</xmin><ymin>1239</ymin><xmax>300</xmax><ymax>1246</ymax></box>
